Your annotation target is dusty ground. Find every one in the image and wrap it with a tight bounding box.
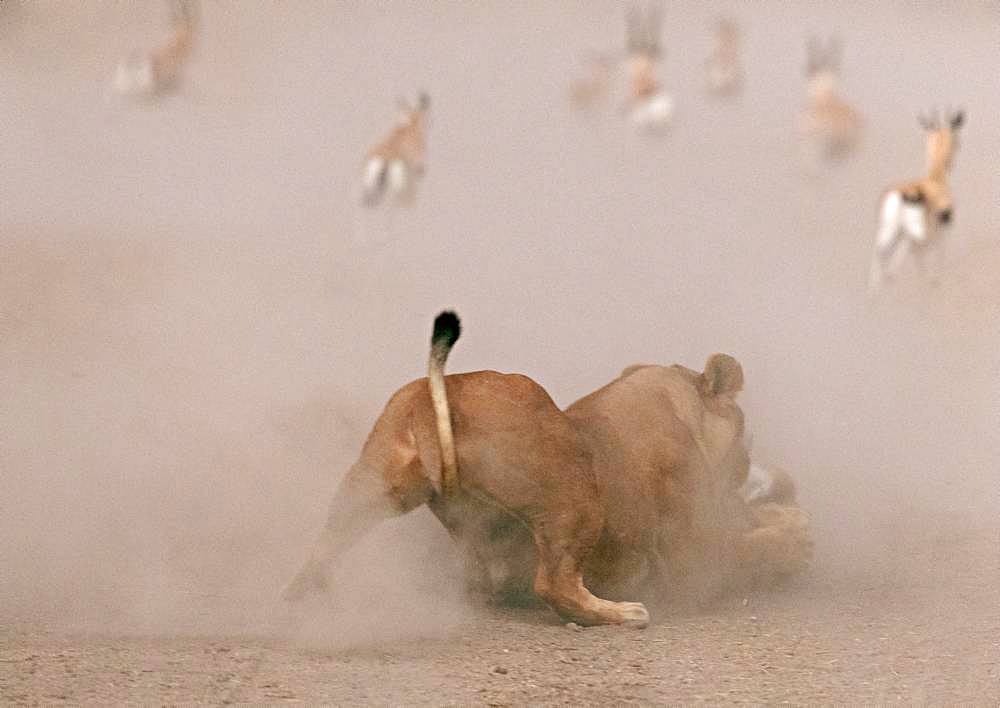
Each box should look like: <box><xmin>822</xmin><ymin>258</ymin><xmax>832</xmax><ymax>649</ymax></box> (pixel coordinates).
<box><xmin>2</xmin><ymin>1</ymin><xmax>999</xmax><ymax>704</ymax></box>
<box><xmin>3</xmin><ymin>512</ymin><xmax>999</xmax><ymax>704</ymax></box>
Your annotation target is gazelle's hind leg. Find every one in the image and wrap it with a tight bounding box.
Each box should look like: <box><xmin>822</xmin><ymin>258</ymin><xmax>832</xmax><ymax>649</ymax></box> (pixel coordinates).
<box><xmin>361</xmin><ymin>157</ymin><xmax>388</xmax><ymax>207</ymax></box>
<box><xmin>283</xmin><ymin>462</ymin><xmax>406</xmax><ymax>602</ymax></box>
<box><xmin>870</xmin><ymin>192</ymin><xmax>903</xmax><ymax>291</ymax></box>
<box><xmin>900</xmin><ymin>206</ymin><xmax>942</xmax><ymax>287</ymax></box>
<box><xmin>386</xmin><ymin>159</ymin><xmax>418</xmax><ymax>204</ymax></box>
<box><xmin>886</xmin><ymin>202</ymin><xmax>931</xmax><ymax>278</ymax></box>
<box><xmin>929</xmin><ymin>237</ymin><xmax>946</xmax><ymax>286</ymax></box>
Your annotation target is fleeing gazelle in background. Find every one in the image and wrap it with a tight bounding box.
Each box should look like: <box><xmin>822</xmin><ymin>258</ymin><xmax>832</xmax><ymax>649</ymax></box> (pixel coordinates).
<box><xmin>113</xmin><ymin>0</ymin><xmax>197</xmax><ymax>98</ymax></box>
<box><xmin>569</xmin><ymin>52</ymin><xmax>614</xmax><ymax>111</ymax></box>
<box><xmin>869</xmin><ymin>109</ymin><xmax>965</xmax><ymax>292</ymax></box>
<box><xmin>623</xmin><ymin>3</ymin><xmax>674</xmax><ymax>131</ymax></box>
<box><xmin>798</xmin><ymin>37</ymin><xmax>862</xmax><ymax>162</ymax></box>
<box><xmin>704</xmin><ymin>18</ymin><xmax>743</xmax><ymax>97</ymax></box>
<box><xmin>361</xmin><ymin>93</ymin><xmax>430</xmax><ymax>208</ymax></box>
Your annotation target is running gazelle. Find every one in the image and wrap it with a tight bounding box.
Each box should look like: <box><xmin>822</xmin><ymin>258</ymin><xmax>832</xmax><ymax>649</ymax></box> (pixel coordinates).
<box><xmin>798</xmin><ymin>37</ymin><xmax>862</xmax><ymax>160</ymax></box>
<box><xmin>361</xmin><ymin>93</ymin><xmax>431</xmax><ymax>207</ymax></box>
<box><xmin>869</xmin><ymin>109</ymin><xmax>965</xmax><ymax>291</ymax></box>
<box><xmin>623</xmin><ymin>3</ymin><xmax>674</xmax><ymax>130</ymax></box>
<box><xmin>705</xmin><ymin>18</ymin><xmax>743</xmax><ymax>97</ymax></box>
<box><xmin>113</xmin><ymin>0</ymin><xmax>197</xmax><ymax>97</ymax></box>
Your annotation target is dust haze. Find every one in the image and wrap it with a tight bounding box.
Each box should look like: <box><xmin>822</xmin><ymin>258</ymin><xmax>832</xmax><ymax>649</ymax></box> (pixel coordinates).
<box><xmin>2</xmin><ymin>0</ymin><xmax>998</xmax><ymax>689</ymax></box>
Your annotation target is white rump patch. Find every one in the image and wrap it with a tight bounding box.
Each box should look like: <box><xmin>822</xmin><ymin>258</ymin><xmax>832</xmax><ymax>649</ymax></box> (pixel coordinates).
<box><xmin>630</xmin><ymin>92</ymin><xmax>674</xmax><ymax>131</ymax></box>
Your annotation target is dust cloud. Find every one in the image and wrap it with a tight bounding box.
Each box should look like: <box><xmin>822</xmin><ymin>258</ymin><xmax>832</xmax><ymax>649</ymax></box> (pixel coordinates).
<box><xmin>1</xmin><ymin>1</ymin><xmax>998</xmax><ymax>650</ymax></box>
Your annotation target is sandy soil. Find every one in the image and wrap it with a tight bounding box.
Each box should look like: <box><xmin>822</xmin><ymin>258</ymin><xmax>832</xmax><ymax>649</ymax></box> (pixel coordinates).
<box><xmin>2</xmin><ymin>1</ymin><xmax>999</xmax><ymax>704</ymax></box>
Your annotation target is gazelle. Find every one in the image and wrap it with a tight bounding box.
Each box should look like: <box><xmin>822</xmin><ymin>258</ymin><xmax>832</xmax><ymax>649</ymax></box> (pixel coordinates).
<box><xmin>623</xmin><ymin>3</ymin><xmax>673</xmax><ymax>130</ymax></box>
<box><xmin>569</xmin><ymin>52</ymin><xmax>614</xmax><ymax>110</ymax></box>
<box><xmin>113</xmin><ymin>0</ymin><xmax>197</xmax><ymax>98</ymax></box>
<box><xmin>705</xmin><ymin>18</ymin><xmax>743</xmax><ymax>97</ymax></box>
<box><xmin>869</xmin><ymin>109</ymin><xmax>965</xmax><ymax>291</ymax></box>
<box><xmin>798</xmin><ymin>37</ymin><xmax>862</xmax><ymax>160</ymax></box>
<box><xmin>361</xmin><ymin>93</ymin><xmax>430</xmax><ymax>208</ymax></box>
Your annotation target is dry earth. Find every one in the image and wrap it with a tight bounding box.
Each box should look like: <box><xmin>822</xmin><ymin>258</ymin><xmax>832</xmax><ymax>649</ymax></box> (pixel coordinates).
<box><xmin>2</xmin><ymin>1</ymin><xmax>999</xmax><ymax>704</ymax></box>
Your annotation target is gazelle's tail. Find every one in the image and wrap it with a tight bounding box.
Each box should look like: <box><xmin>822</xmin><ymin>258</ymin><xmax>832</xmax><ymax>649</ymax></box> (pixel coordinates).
<box><xmin>428</xmin><ymin>311</ymin><xmax>461</xmax><ymax>497</ymax></box>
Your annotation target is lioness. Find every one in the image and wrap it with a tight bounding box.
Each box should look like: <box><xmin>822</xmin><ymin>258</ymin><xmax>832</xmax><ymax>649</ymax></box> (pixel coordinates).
<box><xmin>284</xmin><ymin>312</ymin><xmax>811</xmax><ymax>627</ymax></box>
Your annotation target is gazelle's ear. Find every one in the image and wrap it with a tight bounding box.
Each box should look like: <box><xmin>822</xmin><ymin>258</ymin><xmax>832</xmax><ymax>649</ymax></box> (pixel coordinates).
<box><xmin>416</xmin><ymin>92</ymin><xmax>430</xmax><ymax>112</ymax></box>
<box><xmin>950</xmin><ymin>110</ymin><xmax>965</xmax><ymax>130</ymax></box>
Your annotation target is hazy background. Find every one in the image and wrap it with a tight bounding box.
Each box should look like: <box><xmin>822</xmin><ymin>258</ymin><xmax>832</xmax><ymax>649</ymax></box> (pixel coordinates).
<box><xmin>2</xmin><ymin>1</ymin><xmax>998</xmax><ymax>645</ymax></box>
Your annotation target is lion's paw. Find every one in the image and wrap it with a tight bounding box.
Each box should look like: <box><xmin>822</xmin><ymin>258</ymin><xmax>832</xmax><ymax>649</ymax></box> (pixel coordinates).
<box><xmin>617</xmin><ymin>601</ymin><xmax>650</xmax><ymax>629</ymax></box>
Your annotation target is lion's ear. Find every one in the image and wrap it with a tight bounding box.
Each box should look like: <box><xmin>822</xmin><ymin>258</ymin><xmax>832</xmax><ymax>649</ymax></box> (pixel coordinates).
<box><xmin>701</xmin><ymin>353</ymin><xmax>744</xmax><ymax>397</ymax></box>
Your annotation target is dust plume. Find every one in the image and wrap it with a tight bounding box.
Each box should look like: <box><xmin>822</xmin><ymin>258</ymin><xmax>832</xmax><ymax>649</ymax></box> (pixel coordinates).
<box><xmin>2</xmin><ymin>1</ymin><xmax>998</xmax><ymax>655</ymax></box>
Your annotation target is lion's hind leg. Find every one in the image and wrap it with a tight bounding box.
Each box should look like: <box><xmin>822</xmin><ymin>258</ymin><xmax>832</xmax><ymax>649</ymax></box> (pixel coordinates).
<box><xmin>282</xmin><ymin>460</ymin><xmax>419</xmax><ymax>602</ymax></box>
<box><xmin>530</xmin><ymin>508</ymin><xmax>649</xmax><ymax>628</ymax></box>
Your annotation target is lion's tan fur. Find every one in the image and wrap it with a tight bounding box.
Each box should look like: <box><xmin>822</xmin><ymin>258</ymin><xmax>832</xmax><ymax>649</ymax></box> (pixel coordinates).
<box><xmin>285</xmin><ymin>319</ymin><xmax>811</xmax><ymax>627</ymax></box>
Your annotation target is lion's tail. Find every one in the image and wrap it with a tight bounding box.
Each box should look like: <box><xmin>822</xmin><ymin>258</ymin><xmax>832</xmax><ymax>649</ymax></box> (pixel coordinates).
<box><xmin>428</xmin><ymin>311</ymin><xmax>461</xmax><ymax>497</ymax></box>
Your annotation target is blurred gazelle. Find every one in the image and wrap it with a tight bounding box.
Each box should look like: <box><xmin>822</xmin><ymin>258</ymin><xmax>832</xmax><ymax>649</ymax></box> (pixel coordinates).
<box><xmin>798</xmin><ymin>37</ymin><xmax>862</xmax><ymax>160</ymax></box>
<box><xmin>361</xmin><ymin>93</ymin><xmax>430</xmax><ymax>208</ymax></box>
<box><xmin>113</xmin><ymin>0</ymin><xmax>197</xmax><ymax>98</ymax></box>
<box><xmin>569</xmin><ymin>52</ymin><xmax>614</xmax><ymax>110</ymax></box>
<box><xmin>869</xmin><ymin>109</ymin><xmax>965</xmax><ymax>291</ymax></box>
<box><xmin>623</xmin><ymin>3</ymin><xmax>674</xmax><ymax>130</ymax></box>
<box><xmin>705</xmin><ymin>18</ymin><xmax>743</xmax><ymax>97</ymax></box>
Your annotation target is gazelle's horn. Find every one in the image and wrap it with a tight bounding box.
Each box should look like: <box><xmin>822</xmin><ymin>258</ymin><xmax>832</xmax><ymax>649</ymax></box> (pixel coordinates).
<box><xmin>169</xmin><ymin>0</ymin><xmax>195</xmax><ymax>28</ymax></box>
<box><xmin>626</xmin><ymin>5</ymin><xmax>641</xmax><ymax>54</ymax></box>
<box><xmin>825</xmin><ymin>35</ymin><xmax>842</xmax><ymax>71</ymax></box>
<box><xmin>647</xmin><ymin>3</ymin><xmax>663</xmax><ymax>56</ymax></box>
<box><xmin>949</xmin><ymin>108</ymin><xmax>965</xmax><ymax>130</ymax></box>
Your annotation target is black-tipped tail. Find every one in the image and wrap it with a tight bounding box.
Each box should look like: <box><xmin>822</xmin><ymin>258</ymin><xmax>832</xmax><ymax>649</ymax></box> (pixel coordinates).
<box><xmin>431</xmin><ymin>311</ymin><xmax>461</xmax><ymax>350</ymax></box>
